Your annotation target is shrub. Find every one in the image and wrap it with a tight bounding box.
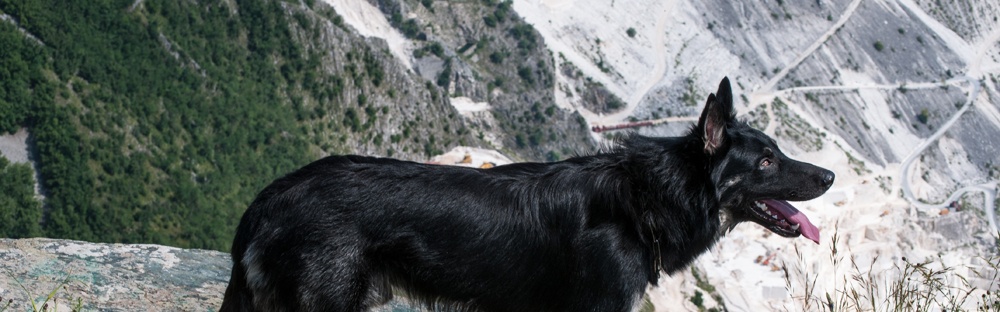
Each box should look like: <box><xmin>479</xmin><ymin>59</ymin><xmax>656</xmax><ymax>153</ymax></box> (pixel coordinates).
<box><xmin>690</xmin><ymin>290</ymin><xmax>704</xmax><ymax>308</ymax></box>
<box><xmin>427</xmin><ymin>42</ymin><xmax>444</xmax><ymax>58</ymax></box>
<box><xmin>518</xmin><ymin>66</ymin><xmax>534</xmax><ymax>85</ymax></box>
<box><xmin>917</xmin><ymin>108</ymin><xmax>930</xmax><ymax>124</ymax></box>
<box><xmin>400</xmin><ymin>19</ymin><xmax>421</xmax><ymax>39</ymax></box>
<box><xmin>436</xmin><ymin>59</ymin><xmax>452</xmax><ymax>87</ymax></box>
<box><xmin>483</xmin><ymin>15</ymin><xmax>497</xmax><ymax>28</ymax></box>
<box><xmin>489</xmin><ymin>51</ymin><xmax>505</xmax><ymax>64</ymax></box>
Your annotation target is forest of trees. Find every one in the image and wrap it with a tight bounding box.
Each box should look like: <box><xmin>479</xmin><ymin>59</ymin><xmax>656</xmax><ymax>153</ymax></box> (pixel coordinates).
<box><xmin>0</xmin><ymin>0</ymin><xmax>373</xmax><ymax>250</ymax></box>
<box><xmin>0</xmin><ymin>157</ymin><xmax>41</xmax><ymax>237</ymax></box>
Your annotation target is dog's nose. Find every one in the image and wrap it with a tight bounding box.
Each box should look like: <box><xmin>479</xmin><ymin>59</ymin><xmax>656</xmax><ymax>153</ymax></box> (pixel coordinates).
<box><xmin>820</xmin><ymin>170</ymin><xmax>835</xmax><ymax>188</ymax></box>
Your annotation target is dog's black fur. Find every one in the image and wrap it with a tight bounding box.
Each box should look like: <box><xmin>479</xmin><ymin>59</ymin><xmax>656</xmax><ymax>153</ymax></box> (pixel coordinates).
<box><xmin>220</xmin><ymin>77</ymin><xmax>834</xmax><ymax>312</ymax></box>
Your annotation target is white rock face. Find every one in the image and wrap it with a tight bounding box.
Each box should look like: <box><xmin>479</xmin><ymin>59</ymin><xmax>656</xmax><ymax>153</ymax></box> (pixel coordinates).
<box><xmin>429</xmin><ymin>146</ymin><xmax>514</xmax><ymax>168</ymax></box>
<box><xmin>508</xmin><ymin>0</ymin><xmax>1000</xmax><ymax>311</ymax></box>
<box><xmin>0</xmin><ymin>128</ymin><xmax>29</xmax><ymax>164</ymax></box>
<box><xmin>319</xmin><ymin>0</ymin><xmax>413</xmax><ymax>70</ymax></box>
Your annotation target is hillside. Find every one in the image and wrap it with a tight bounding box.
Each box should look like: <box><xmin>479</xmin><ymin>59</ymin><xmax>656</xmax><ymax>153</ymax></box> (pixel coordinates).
<box><xmin>0</xmin><ymin>0</ymin><xmax>597</xmax><ymax>251</ymax></box>
<box><xmin>349</xmin><ymin>0</ymin><xmax>597</xmax><ymax>160</ymax></box>
<box><xmin>504</xmin><ymin>0</ymin><xmax>1000</xmax><ymax>310</ymax></box>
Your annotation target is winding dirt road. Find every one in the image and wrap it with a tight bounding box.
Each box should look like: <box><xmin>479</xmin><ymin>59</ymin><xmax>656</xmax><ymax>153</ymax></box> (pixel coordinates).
<box><xmin>897</xmin><ymin>77</ymin><xmax>998</xmax><ymax>235</ymax></box>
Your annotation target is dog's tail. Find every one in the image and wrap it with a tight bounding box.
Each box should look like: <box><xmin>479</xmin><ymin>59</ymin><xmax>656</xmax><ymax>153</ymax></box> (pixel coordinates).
<box><xmin>220</xmin><ymin>260</ymin><xmax>253</xmax><ymax>312</ymax></box>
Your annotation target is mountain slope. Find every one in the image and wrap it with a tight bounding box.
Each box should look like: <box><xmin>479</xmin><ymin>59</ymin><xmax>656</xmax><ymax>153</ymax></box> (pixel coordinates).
<box><xmin>0</xmin><ymin>0</ymin><xmax>487</xmax><ymax>250</ymax></box>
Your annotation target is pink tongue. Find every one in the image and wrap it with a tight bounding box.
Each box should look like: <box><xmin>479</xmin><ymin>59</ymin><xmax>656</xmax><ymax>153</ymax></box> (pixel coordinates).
<box><xmin>762</xmin><ymin>199</ymin><xmax>820</xmax><ymax>244</ymax></box>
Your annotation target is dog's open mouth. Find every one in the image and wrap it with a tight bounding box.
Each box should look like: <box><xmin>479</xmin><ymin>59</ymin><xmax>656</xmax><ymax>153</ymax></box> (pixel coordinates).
<box><xmin>749</xmin><ymin>199</ymin><xmax>820</xmax><ymax>244</ymax></box>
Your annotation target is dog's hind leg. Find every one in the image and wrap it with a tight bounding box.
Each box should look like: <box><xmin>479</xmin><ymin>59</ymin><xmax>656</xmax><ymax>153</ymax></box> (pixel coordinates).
<box><xmin>296</xmin><ymin>246</ymin><xmax>387</xmax><ymax>312</ymax></box>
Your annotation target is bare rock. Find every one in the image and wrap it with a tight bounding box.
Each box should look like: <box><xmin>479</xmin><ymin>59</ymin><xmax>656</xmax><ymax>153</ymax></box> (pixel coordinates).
<box><xmin>0</xmin><ymin>238</ymin><xmax>229</xmax><ymax>311</ymax></box>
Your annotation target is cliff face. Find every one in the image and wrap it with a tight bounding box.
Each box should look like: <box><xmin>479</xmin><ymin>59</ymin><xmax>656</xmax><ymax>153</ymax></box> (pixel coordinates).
<box><xmin>282</xmin><ymin>1</ymin><xmax>482</xmax><ymax>161</ymax></box>
<box><xmin>361</xmin><ymin>0</ymin><xmax>598</xmax><ymax>161</ymax></box>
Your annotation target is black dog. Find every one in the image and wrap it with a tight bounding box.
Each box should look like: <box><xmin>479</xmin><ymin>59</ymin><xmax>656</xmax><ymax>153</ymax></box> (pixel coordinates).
<box><xmin>220</xmin><ymin>77</ymin><xmax>834</xmax><ymax>312</ymax></box>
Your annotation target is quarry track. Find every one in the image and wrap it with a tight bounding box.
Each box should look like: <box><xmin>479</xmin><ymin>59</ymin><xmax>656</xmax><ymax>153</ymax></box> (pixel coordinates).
<box><xmin>898</xmin><ymin>76</ymin><xmax>998</xmax><ymax>236</ymax></box>
<box><xmin>583</xmin><ymin>0</ymin><xmax>677</xmax><ymax>128</ymax></box>
<box><xmin>610</xmin><ymin>0</ymin><xmax>676</xmax><ymax>125</ymax></box>
<box><xmin>758</xmin><ymin>0</ymin><xmax>864</xmax><ymax>93</ymax></box>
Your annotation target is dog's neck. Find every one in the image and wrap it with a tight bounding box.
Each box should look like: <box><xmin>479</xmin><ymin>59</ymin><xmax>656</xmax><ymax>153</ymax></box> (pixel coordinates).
<box><xmin>606</xmin><ymin>134</ymin><xmax>724</xmax><ymax>280</ymax></box>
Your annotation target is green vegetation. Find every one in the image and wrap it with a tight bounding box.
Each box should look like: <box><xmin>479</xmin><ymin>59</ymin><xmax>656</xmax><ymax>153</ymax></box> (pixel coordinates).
<box><xmin>390</xmin><ymin>11</ymin><xmax>423</xmax><ymax>40</ymax></box>
<box><xmin>483</xmin><ymin>14</ymin><xmax>498</xmax><ymax>28</ymax></box>
<box><xmin>437</xmin><ymin>58</ymin><xmax>453</xmax><ymax>87</ymax></box>
<box><xmin>680</xmin><ymin>78</ymin><xmax>701</xmax><ymax>107</ymax></box>
<box><xmin>772</xmin><ymin>98</ymin><xmax>825</xmax><ymax>152</ymax></box>
<box><xmin>606</xmin><ymin>97</ymin><xmax>623</xmax><ymax>110</ymax></box>
<box><xmin>508</xmin><ymin>23</ymin><xmax>538</xmax><ymax>54</ymax></box>
<box><xmin>804</xmin><ymin>92</ymin><xmax>820</xmax><ymax>105</ymax></box>
<box><xmin>747</xmin><ymin>103</ymin><xmax>770</xmax><ymax>130</ymax></box>
<box><xmin>482</xmin><ymin>0</ymin><xmax>512</xmax><ymax>28</ymax></box>
<box><xmin>690</xmin><ymin>290</ymin><xmax>705</xmax><ymax>309</ymax></box>
<box><xmin>0</xmin><ymin>21</ymin><xmax>43</xmax><ymax>134</ymax></box>
<box><xmin>917</xmin><ymin>108</ymin><xmax>931</xmax><ymax>124</ymax></box>
<box><xmin>835</xmin><ymin>142</ymin><xmax>871</xmax><ymax>175</ymax></box>
<box><xmin>691</xmin><ymin>267</ymin><xmax>717</xmax><ymax>293</ymax></box>
<box><xmin>626</xmin><ymin>27</ymin><xmax>636</xmax><ymax>38</ymax></box>
<box><xmin>0</xmin><ymin>0</ymin><xmax>326</xmax><ymax>250</ymax></box>
<box><xmin>874</xmin><ymin>40</ymin><xmax>886</xmax><ymax>52</ymax></box>
<box><xmin>489</xmin><ymin>50</ymin><xmax>507</xmax><ymax>64</ymax></box>
<box><xmin>638</xmin><ymin>295</ymin><xmax>655</xmax><ymax>312</ymax></box>
<box><xmin>517</xmin><ymin>66</ymin><xmax>535</xmax><ymax>85</ymax></box>
<box><xmin>413</xmin><ymin>41</ymin><xmax>445</xmax><ymax>58</ymax></box>
<box><xmin>3</xmin><ymin>271</ymin><xmax>83</xmax><ymax>312</ymax></box>
<box><xmin>0</xmin><ymin>157</ymin><xmax>41</xmax><ymax>238</ymax></box>
<box><xmin>690</xmin><ymin>267</ymin><xmax>725</xmax><ymax>312</ymax></box>
<box><xmin>0</xmin><ymin>0</ymin><xmax>467</xmax><ymax>251</ymax></box>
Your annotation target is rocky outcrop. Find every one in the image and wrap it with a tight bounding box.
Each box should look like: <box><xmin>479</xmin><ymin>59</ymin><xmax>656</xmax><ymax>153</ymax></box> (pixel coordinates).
<box><xmin>0</xmin><ymin>238</ymin><xmax>229</xmax><ymax>311</ymax></box>
<box><xmin>0</xmin><ymin>238</ymin><xmax>436</xmax><ymax>312</ymax></box>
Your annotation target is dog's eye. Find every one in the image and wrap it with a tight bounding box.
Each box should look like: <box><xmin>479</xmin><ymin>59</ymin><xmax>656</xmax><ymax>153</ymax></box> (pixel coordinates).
<box><xmin>760</xmin><ymin>159</ymin><xmax>773</xmax><ymax>168</ymax></box>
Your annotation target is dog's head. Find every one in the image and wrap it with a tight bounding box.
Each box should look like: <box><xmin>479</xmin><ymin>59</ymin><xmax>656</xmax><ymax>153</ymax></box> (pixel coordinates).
<box><xmin>695</xmin><ymin>77</ymin><xmax>834</xmax><ymax>244</ymax></box>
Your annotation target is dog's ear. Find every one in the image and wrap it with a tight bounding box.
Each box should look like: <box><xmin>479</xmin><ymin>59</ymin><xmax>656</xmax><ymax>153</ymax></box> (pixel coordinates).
<box><xmin>697</xmin><ymin>77</ymin><xmax>736</xmax><ymax>155</ymax></box>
